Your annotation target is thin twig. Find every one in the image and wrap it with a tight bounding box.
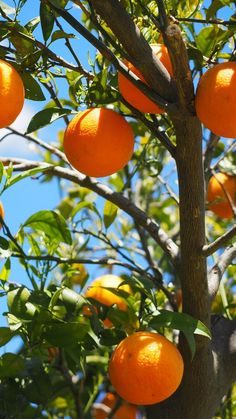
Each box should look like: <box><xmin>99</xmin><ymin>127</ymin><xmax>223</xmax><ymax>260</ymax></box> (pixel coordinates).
<box><xmin>202</xmin><ymin>225</ymin><xmax>236</xmax><ymax>257</ymax></box>
<box><xmin>10</xmin><ymin>253</ymin><xmax>147</xmax><ymax>274</ymax></box>
<box><xmin>158</xmin><ymin>174</ymin><xmax>179</xmax><ymax>204</ymax></box>
<box><xmin>208</xmin><ymin>245</ymin><xmax>236</xmax><ymax>302</ymax></box>
<box><xmin>176</xmin><ymin>16</ymin><xmax>236</xmax><ymax>27</ymax></box>
<box><xmin>4</xmin><ymin>127</ymin><xmax>68</xmax><ymax>162</ymax></box>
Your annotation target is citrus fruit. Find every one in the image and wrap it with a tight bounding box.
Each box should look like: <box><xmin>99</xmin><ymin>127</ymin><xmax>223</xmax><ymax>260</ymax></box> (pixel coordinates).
<box><xmin>85</xmin><ymin>274</ymin><xmax>131</xmax><ymax>328</ymax></box>
<box><xmin>207</xmin><ymin>172</ymin><xmax>236</xmax><ymax>219</ymax></box>
<box><xmin>0</xmin><ymin>59</ymin><xmax>25</xmax><ymax>128</ymax></box>
<box><xmin>108</xmin><ymin>331</ymin><xmax>184</xmax><ymax>405</ymax></box>
<box><xmin>195</xmin><ymin>62</ymin><xmax>236</xmax><ymax>138</ymax></box>
<box><xmin>0</xmin><ymin>201</ymin><xmax>4</xmax><ymax>229</ymax></box>
<box><xmin>70</xmin><ymin>263</ymin><xmax>87</xmax><ymax>285</ymax></box>
<box><xmin>93</xmin><ymin>392</ymin><xmax>137</xmax><ymax>419</ymax></box>
<box><xmin>118</xmin><ymin>44</ymin><xmax>173</xmax><ymax>114</ymax></box>
<box><xmin>63</xmin><ymin>107</ymin><xmax>134</xmax><ymax>177</ymax></box>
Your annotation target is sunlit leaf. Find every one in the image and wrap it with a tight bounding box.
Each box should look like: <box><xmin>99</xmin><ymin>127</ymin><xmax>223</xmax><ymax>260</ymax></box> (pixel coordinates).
<box><xmin>22</xmin><ymin>210</ymin><xmax>72</xmax><ymax>245</ymax></box>
<box><xmin>103</xmin><ymin>201</ymin><xmax>118</xmax><ymax>229</ymax></box>
<box><xmin>26</xmin><ymin>108</ymin><xmax>72</xmax><ymax>134</ymax></box>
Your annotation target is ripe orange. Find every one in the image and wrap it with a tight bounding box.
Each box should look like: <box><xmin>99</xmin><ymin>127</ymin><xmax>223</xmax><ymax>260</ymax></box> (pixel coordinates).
<box><xmin>85</xmin><ymin>274</ymin><xmax>131</xmax><ymax>327</ymax></box>
<box><xmin>63</xmin><ymin>108</ymin><xmax>134</xmax><ymax>177</ymax></box>
<box><xmin>108</xmin><ymin>331</ymin><xmax>184</xmax><ymax>405</ymax></box>
<box><xmin>0</xmin><ymin>59</ymin><xmax>25</xmax><ymax>128</ymax></box>
<box><xmin>118</xmin><ymin>44</ymin><xmax>173</xmax><ymax>114</ymax></box>
<box><xmin>0</xmin><ymin>201</ymin><xmax>4</xmax><ymax>229</ymax></box>
<box><xmin>195</xmin><ymin>62</ymin><xmax>236</xmax><ymax>138</ymax></box>
<box><xmin>207</xmin><ymin>172</ymin><xmax>236</xmax><ymax>219</ymax></box>
<box><xmin>93</xmin><ymin>392</ymin><xmax>137</xmax><ymax>419</ymax></box>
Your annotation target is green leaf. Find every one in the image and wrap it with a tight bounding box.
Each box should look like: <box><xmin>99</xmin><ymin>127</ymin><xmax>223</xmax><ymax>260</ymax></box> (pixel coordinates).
<box><xmin>40</xmin><ymin>1</ymin><xmax>55</xmax><ymax>42</ymax></box>
<box><xmin>70</xmin><ymin>201</ymin><xmax>102</xmax><ymax>222</ymax></box>
<box><xmin>0</xmin><ymin>328</ymin><xmax>15</xmax><ymax>347</ymax></box>
<box><xmin>7</xmin><ymin>287</ymin><xmax>31</xmax><ymax>318</ymax></box>
<box><xmin>51</xmin><ymin>29</ymin><xmax>75</xmax><ymax>43</ymax></box>
<box><xmin>0</xmin><ymin>353</ymin><xmax>25</xmax><ymax>377</ymax></box>
<box><xmin>196</xmin><ymin>26</ymin><xmax>228</xmax><ymax>57</ymax></box>
<box><xmin>25</xmin><ymin>16</ymin><xmax>41</xmax><ymax>32</ymax></box>
<box><xmin>103</xmin><ymin>201</ymin><xmax>118</xmax><ymax>229</ymax></box>
<box><xmin>149</xmin><ymin>310</ymin><xmax>211</xmax><ymax>358</ymax></box>
<box><xmin>42</xmin><ymin>321</ymin><xmax>89</xmax><ymax>347</ymax></box>
<box><xmin>61</xmin><ymin>288</ymin><xmax>86</xmax><ymax>310</ymax></box>
<box><xmin>4</xmin><ymin>166</ymin><xmax>50</xmax><ymax>190</ymax></box>
<box><xmin>22</xmin><ymin>210</ymin><xmax>72</xmax><ymax>245</ymax></box>
<box><xmin>165</xmin><ymin>0</ymin><xmax>203</xmax><ymax>18</ymax></box>
<box><xmin>0</xmin><ymin>237</ymin><xmax>11</xmax><ymax>258</ymax></box>
<box><xmin>21</xmin><ymin>73</ymin><xmax>45</xmax><ymax>101</ymax></box>
<box><xmin>99</xmin><ymin>329</ymin><xmax>126</xmax><ymax>346</ymax></box>
<box><xmin>0</xmin><ymin>1</ymin><xmax>15</xmax><ymax>15</ymax></box>
<box><xmin>26</xmin><ymin>107</ymin><xmax>72</xmax><ymax>133</ymax></box>
<box><xmin>0</xmin><ymin>160</ymin><xmax>4</xmax><ymax>183</ymax></box>
<box><xmin>206</xmin><ymin>0</ymin><xmax>232</xmax><ymax>20</ymax></box>
<box><xmin>0</xmin><ymin>258</ymin><xmax>11</xmax><ymax>281</ymax></box>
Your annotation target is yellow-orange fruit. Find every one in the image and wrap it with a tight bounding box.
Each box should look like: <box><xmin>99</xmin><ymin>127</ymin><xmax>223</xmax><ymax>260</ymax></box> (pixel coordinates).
<box><xmin>86</xmin><ymin>274</ymin><xmax>131</xmax><ymax>310</ymax></box>
<box><xmin>207</xmin><ymin>172</ymin><xmax>236</xmax><ymax>219</ymax></box>
<box><xmin>109</xmin><ymin>331</ymin><xmax>184</xmax><ymax>405</ymax></box>
<box><xmin>63</xmin><ymin>108</ymin><xmax>134</xmax><ymax>177</ymax></box>
<box><xmin>195</xmin><ymin>62</ymin><xmax>236</xmax><ymax>138</ymax></box>
<box><xmin>71</xmin><ymin>263</ymin><xmax>87</xmax><ymax>285</ymax></box>
<box><xmin>0</xmin><ymin>59</ymin><xmax>25</xmax><ymax>128</ymax></box>
<box><xmin>93</xmin><ymin>392</ymin><xmax>137</xmax><ymax>419</ymax></box>
<box><xmin>118</xmin><ymin>44</ymin><xmax>173</xmax><ymax>114</ymax></box>
<box><xmin>85</xmin><ymin>274</ymin><xmax>131</xmax><ymax>328</ymax></box>
<box><xmin>0</xmin><ymin>202</ymin><xmax>4</xmax><ymax>229</ymax></box>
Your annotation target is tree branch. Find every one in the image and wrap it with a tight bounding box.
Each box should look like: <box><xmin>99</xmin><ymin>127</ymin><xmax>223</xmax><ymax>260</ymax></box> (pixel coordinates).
<box><xmin>0</xmin><ymin>157</ymin><xmax>179</xmax><ymax>265</ymax></box>
<box><xmin>208</xmin><ymin>245</ymin><xmax>236</xmax><ymax>301</ymax></box>
<box><xmin>211</xmin><ymin>315</ymin><xmax>236</xmax><ymax>386</ymax></box>
<box><xmin>202</xmin><ymin>225</ymin><xmax>236</xmax><ymax>257</ymax></box>
<box><xmin>48</xmin><ymin>0</ymin><xmax>177</xmax><ymax>112</ymax></box>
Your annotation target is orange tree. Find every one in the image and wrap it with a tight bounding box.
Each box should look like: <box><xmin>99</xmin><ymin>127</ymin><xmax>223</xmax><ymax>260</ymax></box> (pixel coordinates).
<box><xmin>0</xmin><ymin>0</ymin><xmax>236</xmax><ymax>418</ymax></box>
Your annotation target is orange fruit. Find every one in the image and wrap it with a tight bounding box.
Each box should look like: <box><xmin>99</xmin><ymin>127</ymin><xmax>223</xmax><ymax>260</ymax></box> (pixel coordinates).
<box><xmin>0</xmin><ymin>201</ymin><xmax>4</xmax><ymax>229</ymax></box>
<box><xmin>195</xmin><ymin>62</ymin><xmax>236</xmax><ymax>138</ymax></box>
<box><xmin>93</xmin><ymin>392</ymin><xmax>137</xmax><ymax>419</ymax></box>
<box><xmin>0</xmin><ymin>59</ymin><xmax>25</xmax><ymax>128</ymax></box>
<box><xmin>118</xmin><ymin>44</ymin><xmax>173</xmax><ymax>114</ymax></box>
<box><xmin>207</xmin><ymin>172</ymin><xmax>236</xmax><ymax>219</ymax></box>
<box><xmin>63</xmin><ymin>108</ymin><xmax>134</xmax><ymax>177</ymax></box>
<box><xmin>108</xmin><ymin>331</ymin><xmax>184</xmax><ymax>405</ymax></box>
<box><xmin>85</xmin><ymin>274</ymin><xmax>131</xmax><ymax>328</ymax></box>
<box><xmin>70</xmin><ymin>263</ymin><xmax>87</xmax><ymax>285</ymax></box>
